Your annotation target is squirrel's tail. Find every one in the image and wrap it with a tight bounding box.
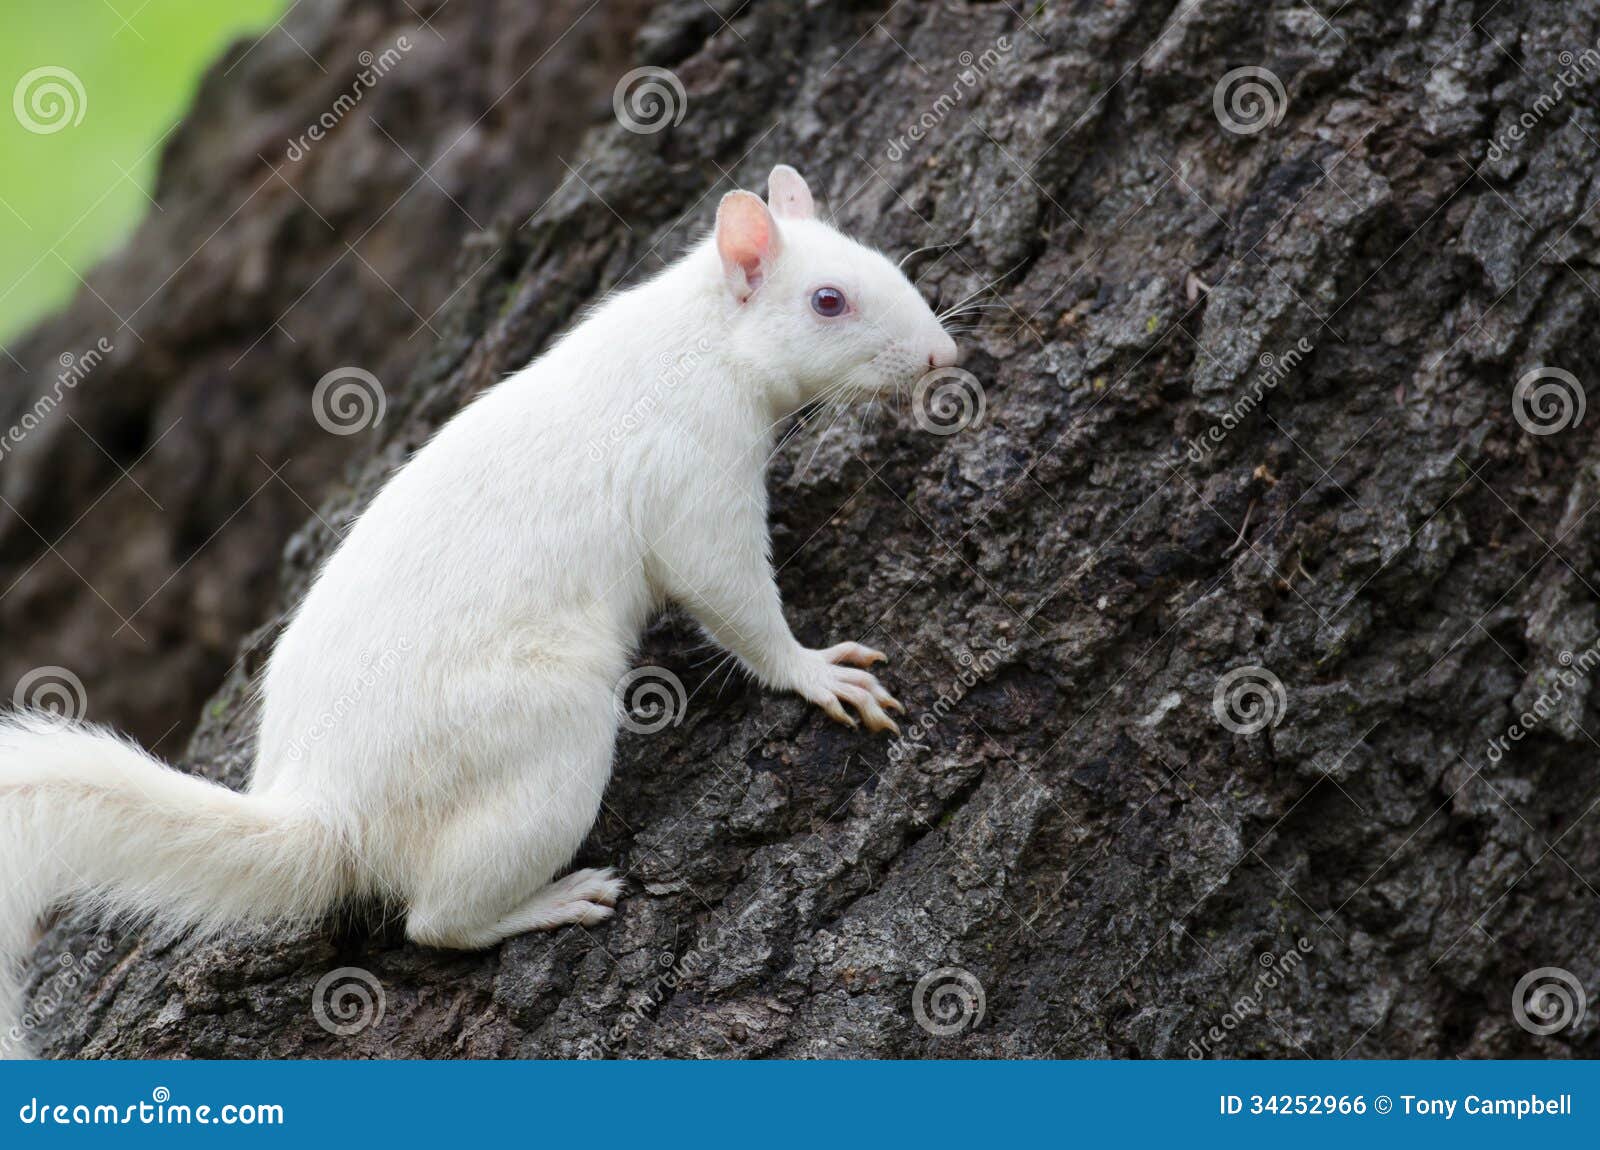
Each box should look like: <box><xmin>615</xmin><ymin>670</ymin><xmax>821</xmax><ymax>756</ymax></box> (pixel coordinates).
<box><xmin>0</xmin><ymin>713</ymin><xmax>343</xmax><ymax>1057</ymax></box>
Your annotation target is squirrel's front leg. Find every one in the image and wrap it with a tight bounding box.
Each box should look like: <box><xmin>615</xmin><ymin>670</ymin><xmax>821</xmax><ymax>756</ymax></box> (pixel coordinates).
<box><xmin>651</xmin><ymin>483</ymin><xmax>903</xmax><ymax>733</ymax></box>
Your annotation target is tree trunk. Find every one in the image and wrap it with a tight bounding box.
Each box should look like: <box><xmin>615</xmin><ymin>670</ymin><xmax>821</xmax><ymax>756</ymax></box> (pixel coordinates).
<box><xmin>15</xmin><ymin>0</ymin><xmax>1600</xmax><ymax>1058</ymax></box>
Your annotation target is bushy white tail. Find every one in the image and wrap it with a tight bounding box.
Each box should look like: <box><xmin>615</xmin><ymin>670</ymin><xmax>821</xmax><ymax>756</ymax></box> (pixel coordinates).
<box><xmin>0</xmin><ymin>714</ymin><xmax>342</xmax><ymax>1057</ymax></box>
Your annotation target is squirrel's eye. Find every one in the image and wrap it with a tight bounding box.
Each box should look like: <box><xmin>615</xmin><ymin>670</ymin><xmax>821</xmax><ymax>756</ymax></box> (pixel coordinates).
<box><xmin>810</xmin><ymin>287</ymin><xmax>848</xmax><ymax>317</ymax></box>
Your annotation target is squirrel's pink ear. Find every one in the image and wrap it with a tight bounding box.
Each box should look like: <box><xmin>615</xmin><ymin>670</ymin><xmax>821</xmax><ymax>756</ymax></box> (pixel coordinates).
<box><xmin>767</xmin><ymin>164</ymin><xmax>814</xmax><ymax>220</ymax></box>
<box><xmin>716</xmin><ymin>190</ymin><xmax>781</xmax><ymax>301</ymax></box>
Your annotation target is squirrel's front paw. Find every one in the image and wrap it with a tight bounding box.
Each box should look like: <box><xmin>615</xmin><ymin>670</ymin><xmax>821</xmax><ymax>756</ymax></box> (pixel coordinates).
<box><xmin>796</xmin><ymin>642</ymin><xmax>904</xmax><ymax>733</ymax></box>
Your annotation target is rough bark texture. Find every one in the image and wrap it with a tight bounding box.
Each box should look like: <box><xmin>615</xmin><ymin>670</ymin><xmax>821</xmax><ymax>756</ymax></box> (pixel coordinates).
<box><xmin>16</xmin><ymin>0</ymin><xmax>1600</xmax><ymax>1058</ymax></box>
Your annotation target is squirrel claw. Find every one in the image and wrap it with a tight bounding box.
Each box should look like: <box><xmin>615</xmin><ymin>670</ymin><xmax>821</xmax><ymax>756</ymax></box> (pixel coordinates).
<box><xmin>799</xmin><ymin>645</ymin><xmax>901</xmax><ymax>735</ymax></box>
<box><xmin>819</xmin><ymin>696</ymin><xmax>857</xmax><ymax>728</ymax></box>
<box><xmin>820</xmin><ymin>641</ymin><xmax>887</xmax><ymax>669</ymax></box>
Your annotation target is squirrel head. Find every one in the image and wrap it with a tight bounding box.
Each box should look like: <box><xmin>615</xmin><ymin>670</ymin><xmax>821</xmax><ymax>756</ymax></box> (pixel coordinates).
<box><xmin>710</xmin><ymin>165</ymin><xmax>958</xmax><ymax>409</ymax></box>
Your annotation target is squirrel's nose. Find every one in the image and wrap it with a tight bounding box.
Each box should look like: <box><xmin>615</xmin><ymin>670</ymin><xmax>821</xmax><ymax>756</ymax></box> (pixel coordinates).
<box><xmin>927</xmin><ymin>334</ymin><xmax>959</xmax><ymax>369</ymax></box>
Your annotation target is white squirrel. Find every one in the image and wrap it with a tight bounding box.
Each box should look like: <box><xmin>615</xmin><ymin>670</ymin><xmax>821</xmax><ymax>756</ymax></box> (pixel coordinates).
<box><xmin>0</xmin><ymin>164</ymin><xmax>958</xmax><ymax>1055</ymax></box>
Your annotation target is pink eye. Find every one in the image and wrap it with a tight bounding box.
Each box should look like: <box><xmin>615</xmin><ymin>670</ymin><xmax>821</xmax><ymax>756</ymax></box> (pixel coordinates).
<box><xmin>810</xmin><ymin>287</ymin><xmax>848</xmax><ymax>317</ymax></box>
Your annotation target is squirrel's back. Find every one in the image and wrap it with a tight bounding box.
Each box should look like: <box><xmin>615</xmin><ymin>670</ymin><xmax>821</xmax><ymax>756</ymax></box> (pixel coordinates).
<box><xmin>250</xmin><ymin>256</ymin><xmax>734</xmax><ymax>798</ymax></box>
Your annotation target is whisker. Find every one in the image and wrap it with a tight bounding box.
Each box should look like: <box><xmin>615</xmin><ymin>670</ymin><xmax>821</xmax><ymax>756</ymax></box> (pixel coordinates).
<box><xmin>713</xmin><ymin>650</ymin><xmax>747</xmax><ymax>696</ymax></box>
<box><xmin>933</xmin><ymin>254</ymin><xmax>1033</xmax><ymax>321</ymax></box>
<box><xmin>763</xmin><ymin>392</ymin><xmax>828</xmax><ymax>436</ymax></box>
<box><xmin>939</xmin><ymin>303</ymin><xmax>1008</xmax><ymax>320</ymax></box>
<box><xmin>766</xmin><ymin>380</ymin><xmax>853</xmax><ymax>468</ymax></box>
<box><xmin>798</xmin><ymin>392</ymin><xmax>856</xmax><ymax>480</ymax></box>
<box><xmin>690</xmin><ymin>645</ymin><xmax>734</xmax><ymax>669</ymax></box>
<box><xmin>936</xmin><ymin>283</ymin><xmax>996</xmax><ymax>320</ymax></box>
<box><xmin>770</xmin><ymin>384</ymin><xmax>846</xmax><ymax>440</ymax></box>
<box><xmin>688</xmin><ymin>649</ymin><xmax>742</xmax><ymax>704</ymax></box>
<box><xmin>899</xmin><ymin>239</ymin><xmax>962</xmax><ymax>269</ymax></box>
<box><xmin>767</xmin><ymin>413</ymin><xmax>817</xmax><ymax>467</ymax></box>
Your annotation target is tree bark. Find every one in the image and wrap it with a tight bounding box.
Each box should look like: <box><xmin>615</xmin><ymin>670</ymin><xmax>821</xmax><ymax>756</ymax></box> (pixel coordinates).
<box><xmin>15</xmin><ymin>0</ymin><xmax>1600</xmax><ymax>1058</ymax></box>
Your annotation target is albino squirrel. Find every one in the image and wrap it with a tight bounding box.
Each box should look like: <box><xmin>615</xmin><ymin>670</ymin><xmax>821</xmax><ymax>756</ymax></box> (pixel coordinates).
<box><xmin>0</xmin><ymin>165</ymin><xmax>957</xmax><ymax>1054</ymax></box>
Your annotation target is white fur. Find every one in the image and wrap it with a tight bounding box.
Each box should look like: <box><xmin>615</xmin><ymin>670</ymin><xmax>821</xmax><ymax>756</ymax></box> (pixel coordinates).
<box><xmin>0</xmin><ymin>167</ymin><xmax>953</xmax><ymax>1055</ymax></box>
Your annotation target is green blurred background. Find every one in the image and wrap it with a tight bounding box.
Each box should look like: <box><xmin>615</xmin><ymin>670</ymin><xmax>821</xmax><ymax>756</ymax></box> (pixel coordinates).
<box><xmin>0</xmin><ymin>0</ymin><xmax>287</xmax><ymax>348</ymax></box>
